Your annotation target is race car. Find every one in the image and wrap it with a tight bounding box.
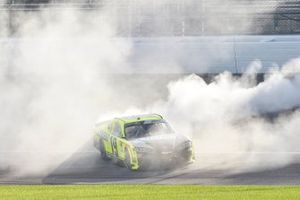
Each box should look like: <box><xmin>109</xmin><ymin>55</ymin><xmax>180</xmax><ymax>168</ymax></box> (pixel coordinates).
<box><xmin>93</xmin><ymin>114</ymin><xmax>195</xmax><ymax>170</ymax></box>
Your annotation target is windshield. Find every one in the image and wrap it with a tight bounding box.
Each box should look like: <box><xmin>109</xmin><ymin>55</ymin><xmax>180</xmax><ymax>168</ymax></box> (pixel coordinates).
<box><xmin>125</xmin><ymin>120</ymin><xmax>174</xmax><ymax>139</ymax></box>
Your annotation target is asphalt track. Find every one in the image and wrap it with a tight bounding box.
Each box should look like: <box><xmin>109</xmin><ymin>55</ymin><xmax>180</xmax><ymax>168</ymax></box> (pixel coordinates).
<box><xmin>1</xmin><ymin>139</ymin><xmax>300</xmax><ymax>185</ymax></box>
<box><xmin>1</xmin><ymin>108</ymin><xmax>300</xmax><ymax>185</ymax></box>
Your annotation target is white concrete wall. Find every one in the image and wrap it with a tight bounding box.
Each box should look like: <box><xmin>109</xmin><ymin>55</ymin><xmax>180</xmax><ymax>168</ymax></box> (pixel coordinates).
<box><xmin>131</xmin><ymin>36</ymin><xmax>300</xmax><ymax>73</ymax></box>
<box><xmin>2</xmin><ymin>35</ymin><xmax>300</xmax><ymax>74</ymax></box>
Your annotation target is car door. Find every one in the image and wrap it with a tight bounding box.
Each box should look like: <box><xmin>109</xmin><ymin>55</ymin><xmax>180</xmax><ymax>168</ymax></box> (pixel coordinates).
<box><xmin>111</xmin><ymin>121</ymin><xmax>126</xmax><ymax>160</ymax></box>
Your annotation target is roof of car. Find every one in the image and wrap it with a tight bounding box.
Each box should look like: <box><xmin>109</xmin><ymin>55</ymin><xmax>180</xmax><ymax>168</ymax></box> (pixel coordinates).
<box><xmin>115</xmin><ymin>114</ymin><xmax>163</xmax><ymax>124</ymax></box>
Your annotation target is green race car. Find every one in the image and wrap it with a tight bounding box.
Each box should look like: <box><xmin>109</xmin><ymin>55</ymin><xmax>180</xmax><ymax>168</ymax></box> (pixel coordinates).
<box><xmin>93</xmin><ymin>114</ymin><xmax>195</xmax><ymax>170</ymax></box>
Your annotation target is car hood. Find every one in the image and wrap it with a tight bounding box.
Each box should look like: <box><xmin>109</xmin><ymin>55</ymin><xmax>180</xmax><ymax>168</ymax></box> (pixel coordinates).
<box><xmin>130</xmin><ymin>134</ymin><xmax>189</xmax><ymax>152</ymax></box>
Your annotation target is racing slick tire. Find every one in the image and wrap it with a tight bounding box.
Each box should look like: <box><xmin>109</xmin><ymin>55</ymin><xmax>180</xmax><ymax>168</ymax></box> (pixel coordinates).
<box><xmin>99</xmin><ymin>139</ymin><xmax>110</xmax><ymax>161</ymax></box>
<box><xmin>124</xmin><ymin>148</ymin><xmax>133</xmax><ymax>170</ymax></box>
<box><xmin>112</xmin><ymin>151</ymin><xmax>124</xmax><ymax>166</ymax></box>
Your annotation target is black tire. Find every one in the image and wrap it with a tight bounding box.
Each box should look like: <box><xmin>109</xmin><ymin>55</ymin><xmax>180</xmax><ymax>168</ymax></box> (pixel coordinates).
<box><xmin>124</xmin><ymin>148</ymin><xmax>132</xmax><ymax>170</ymax></box>
<box><xmin>112</xmin><ymin>149</ymin><xmax>125</xmax><ymax>166</ymax></box>
<box><xmin>99</xmin><ymin>139</ymin><xmax>110</xmax><ymax>161</ymax></box>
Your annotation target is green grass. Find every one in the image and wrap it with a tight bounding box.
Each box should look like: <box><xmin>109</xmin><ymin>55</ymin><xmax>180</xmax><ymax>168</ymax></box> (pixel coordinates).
<box><xmin>1</xmin><ymin>185</ymin><xmax>300</xmax><ymax>200</ymax></box>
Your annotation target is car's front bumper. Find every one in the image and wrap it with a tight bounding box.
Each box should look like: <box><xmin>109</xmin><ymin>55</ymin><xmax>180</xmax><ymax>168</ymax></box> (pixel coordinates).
<box><xmin>136</xmin><ymin>146</ymin><xmax>194</xmax><ymax>170</ymax></box>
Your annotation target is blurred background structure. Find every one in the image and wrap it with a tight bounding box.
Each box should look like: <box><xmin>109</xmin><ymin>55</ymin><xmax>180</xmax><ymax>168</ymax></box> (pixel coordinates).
<box><xmin>0</xmin><ymin>0</ymin><xmax>300</xmax><ymax>74</ymax></box>
<box><xmin>1</xmin><ymin>0</ymin><xmax>300</xmax><ymax>36</ymax></box>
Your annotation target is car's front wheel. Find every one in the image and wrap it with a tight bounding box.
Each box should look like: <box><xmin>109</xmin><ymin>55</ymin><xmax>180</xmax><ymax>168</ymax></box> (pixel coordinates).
<box><xmin>124</xmin><ymin>148</ymin><xmax>133</xmax><ymax>170</ymax></box>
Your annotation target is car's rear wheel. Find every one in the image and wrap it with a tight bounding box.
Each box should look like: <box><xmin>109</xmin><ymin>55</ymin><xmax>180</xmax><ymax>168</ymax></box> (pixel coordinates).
<box><xmin>99</xmin><ymin>139</ymin><xmax>110</xmax><ymax>161</ymax></box>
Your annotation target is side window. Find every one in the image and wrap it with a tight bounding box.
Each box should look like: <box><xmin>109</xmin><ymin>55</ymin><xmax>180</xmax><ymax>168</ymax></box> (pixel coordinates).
<box><xmin>113</xmin><ymin>122</ymin><xmax>121</xmax><ymax>137</ymax></box>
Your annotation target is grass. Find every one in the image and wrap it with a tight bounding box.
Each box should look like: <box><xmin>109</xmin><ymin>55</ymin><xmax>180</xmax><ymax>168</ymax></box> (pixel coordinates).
<box><xmin>1</xmin><ymin>185</ymin><xmax>300</xmax><ymax>200</ymax></box>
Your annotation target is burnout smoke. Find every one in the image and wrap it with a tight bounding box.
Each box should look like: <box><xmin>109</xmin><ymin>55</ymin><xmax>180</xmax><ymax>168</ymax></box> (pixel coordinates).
<box><xmin>0</xmin><ymin>8</ymin><xmax>133</xmax><ymax>176</ymax></box>
<box><xmin>154</xmin><ymin>59</ymin><xmax>300</xmax><ymax>172</ymax></box>
<box><xmin>0</xmin><ymin>0</ymin><xmax>299</xmax><ymax>178</ymax></box>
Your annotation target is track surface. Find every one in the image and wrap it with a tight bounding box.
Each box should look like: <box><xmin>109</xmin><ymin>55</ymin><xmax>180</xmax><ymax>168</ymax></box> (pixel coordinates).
<box><xmin>1</xmin><ymin>140</ymin><xmax>300</xmax><ymax>185</ymax></box>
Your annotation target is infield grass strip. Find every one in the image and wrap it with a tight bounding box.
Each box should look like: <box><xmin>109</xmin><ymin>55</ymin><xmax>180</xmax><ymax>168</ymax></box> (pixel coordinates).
<box><xmin>1</xmin><ymin>185</ymin><xmax>300</xmax><ymax>200</ymax></box>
